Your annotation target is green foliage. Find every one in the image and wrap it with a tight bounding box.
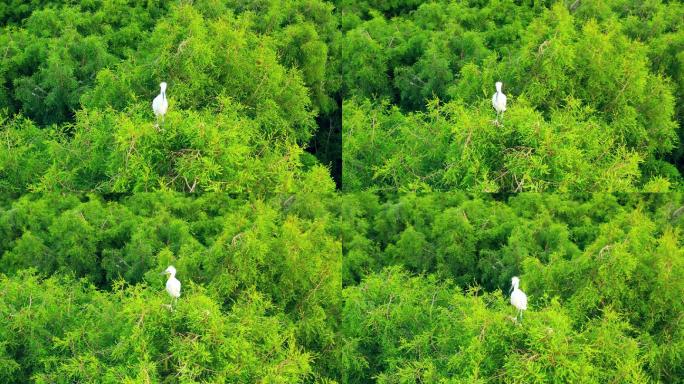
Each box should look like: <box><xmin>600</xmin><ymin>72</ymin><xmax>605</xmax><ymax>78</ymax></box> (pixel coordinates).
<box><xmin>1</xmin><ymin>105</ymin><xmax>332</xmax><ymax>195</ymax></box>
<box><xmin>82</xmin><ymin>4</ymin><xmax>316</xmax><ymax>142</ymax></box>
<box><xmin>0</xmin><ymin>271</ymin><xmax>313</xmax><ymax>382</ymax></box>
<box><xmin>1</xmin><ymin>2</ymin><xmax>343</xmax><ymax>380</ymax></box>
<box><xmin>0</xmin><ymin>0</ymin><xmax>341</xmax><ymax>197</ymax></box>
<box><xmin>3</xmin><ymin>1</ymin><xmax>684</xmax><ymax>383</ymax></box>
<box><xmin>336</xmin><ymin>192</ymin><xmax>684</xmax><ymax>382</ymax></box>
<box><xmin>338</xmin><ymin>267</ymin><xmax>650</xmax><ymax>383</ymax></box>
<box><xmin>344</xmin><ymin>97</ymin><xmax>663</xmax><ymax>192</ymax></box>
<box><xmin>0</xmin><ymin>190</ymin><xmax>341</xmax><ymax>382</ymax></box>
<box><xmin>226</xmin><ymin>0</ymin><xmax>341</xmax><ymax>114</ymax></box>
<box><xmin>342</xmin><ymin>0</ymin><xmax>684</xmax><ymax>192</ymax></box>
<box><xmin>0</xmin><ymin>1</ymin><xmax>169</xmax><ymax>125</ymax></box>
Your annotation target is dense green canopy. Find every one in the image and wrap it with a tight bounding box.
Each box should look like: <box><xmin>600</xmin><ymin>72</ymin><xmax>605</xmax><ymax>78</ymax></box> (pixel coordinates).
<box><xmin>342</xmin><ymin>0</ymin><xmax>684</xmax><ymax>192</ymax></box>
<box><xmin>0</xmin><ymin>190</ymin><xmax>341</xmax><ymax>382</ymax></box>
<box><xmin>1</xmin><ymin>0</ymin><xmax>341</xmax><ymax>197</ymax></box>
<box><xmin>2</xmin><ymin>1</ymin><xmax>683</xmax><ymax>383</ymax></box>
<box><xmin>336</xmin><ymin>192</ymin><xmax>684</xmax><ymax>382</ymax></box>
<box><xmin>0</xmin><ymin>1</ymin><xmax>343</xmax><ymax>381</ymax></box>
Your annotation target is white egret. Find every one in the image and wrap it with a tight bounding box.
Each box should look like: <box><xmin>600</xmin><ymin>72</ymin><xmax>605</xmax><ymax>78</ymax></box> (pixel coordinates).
<box><xmin>162</xmin><ymin>265</ymin><xmax>181</xmax><ymax>306</ymax></box>
<box><xmin>510</xmin><ymin>276</ymin><xmax>527</xmax><ymax>322</ymax></box>
<box><xmin>152</xmin><ymin>82</ymin><xmax>168</xmax><ymax>127</ymax></box>
<box><xmin>492</xmin><ymin>81</ymin><xmax>507</xmax><ymax>124</ymax></box>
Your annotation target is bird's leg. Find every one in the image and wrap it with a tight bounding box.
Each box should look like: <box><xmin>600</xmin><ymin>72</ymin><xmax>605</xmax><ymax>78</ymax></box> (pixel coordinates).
<box><xmin>164</xmin><ymin>296</ymin><xmax>177</xmax><ymax>311</ymax></box>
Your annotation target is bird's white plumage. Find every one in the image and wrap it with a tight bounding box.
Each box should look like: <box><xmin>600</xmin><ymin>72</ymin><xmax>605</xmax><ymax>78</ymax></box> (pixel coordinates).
<box><xmin>492</xmin><ymin>81</ymin><xmax>507</xmax><ymax>113</ymax></box>
<box><xmin>166</xmin><ymin>276</ymin><xmax>181</xmax><ymax>298</ymax></box>
<box><xmin>511</xmin><ymin>287</ymin><xmax>527</xmax><ymax>310</ymax></box>
<box><xmin>510</xmin><ymin>276</ymin><xmax>527</xmax><ymax>311</ymax></box>
<box><xmin>164</xmin><ymin>265</ymin><xmax>181</xmax><ymax>298</ymax></box>
<box><xmin>152</xmin><ymin>82</ymin><xmax>168</xmax><ymax>119</ymax></box>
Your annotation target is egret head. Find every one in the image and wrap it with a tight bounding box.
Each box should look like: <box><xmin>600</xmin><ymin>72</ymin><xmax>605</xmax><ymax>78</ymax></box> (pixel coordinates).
<box><xmin>163</xmin><ymin>265</ymin><xmax>176</xmax><ymax>276</ymax></box>
<box><xmin>511</xmin><ymin>276</ymin><xmax>520</xmax><ymax>290</ymax></box>
<box><xmin>160</xmin><ymin>82</ymin><xmax>167</xmax><ymax>93</ymax></box>
<box><xmin>495</xmin><ymin>81</ymin><xmax>503</xmax><ymax>92</ymax></box>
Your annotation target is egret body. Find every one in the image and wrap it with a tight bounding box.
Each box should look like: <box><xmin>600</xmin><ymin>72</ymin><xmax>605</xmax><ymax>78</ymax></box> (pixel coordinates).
<box><xmin>492</xmin><ymin>81</ymin><xmax>507</xmax><ymax>123</ymax></box>
<box><xmin>152</xmin><ymin>82</ymin><xmax>168</xmax><ymax>126</ymax></box>
<box><xmin>510</xmin><ymin>276</ymin><xmax>527</xmax><ymax>322</ymax></box>
<box><xmin>163</xmin><ymin>265</ymin><xmax>181</xmax><ymax>304</ymax></box>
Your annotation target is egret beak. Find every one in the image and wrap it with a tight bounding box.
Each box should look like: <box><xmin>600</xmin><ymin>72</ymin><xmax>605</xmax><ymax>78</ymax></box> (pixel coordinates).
<box><xmin>509</xmin><ymin>285</ymin><xmax>513</xmax><ymax>293</ymax></box>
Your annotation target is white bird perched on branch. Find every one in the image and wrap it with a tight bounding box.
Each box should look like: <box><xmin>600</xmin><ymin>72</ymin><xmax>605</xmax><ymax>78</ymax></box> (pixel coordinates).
<box><xmin>162</xmin><ymin>265</ymin><xmax>181</xmax><ymax>306</ymax></box>
<box><xmin>152</xmin><ymin>81</ymin><xmax>168</xmax><ymax>127</ymax></box>
<box><xmin>492</xmin><ymin>81</ymin><xmax>507</xmax><ymax>124</ymax></box>
<box><xmin>510</xmin><ymin>276</ymin><xmax>527</xmax><ymax>322</ymax></box>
